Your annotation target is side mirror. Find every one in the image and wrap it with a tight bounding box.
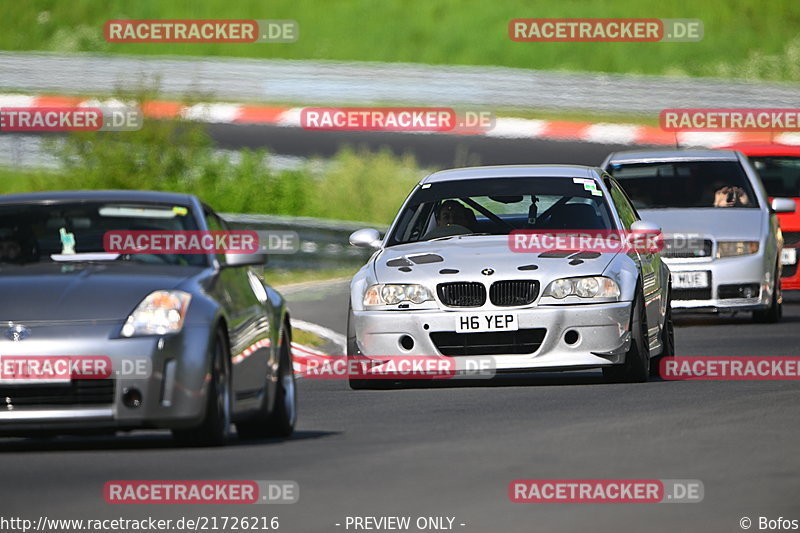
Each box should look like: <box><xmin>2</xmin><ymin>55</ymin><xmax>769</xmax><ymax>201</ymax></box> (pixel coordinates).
<box><xmin>630</xmin><ymin>220</ymin><xmax>662</xmax><ymax>233</ymax></box>
<box><xmin>223</xmin><ymin>252</ymin><xmax>268</xmax><ymax>267</ymax></box>
<box><xmin>349</xmin><ymin>228</ymin><xmax>382</xmax><ymax>249</ymax></box>
<box><xmin>771</xmin><ymin>197</ymin><xmax>796</xmax><ymax>214</ymax></box>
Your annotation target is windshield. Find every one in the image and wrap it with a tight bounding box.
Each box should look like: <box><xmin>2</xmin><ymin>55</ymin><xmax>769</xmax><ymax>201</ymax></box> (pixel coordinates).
<box><xmin>0</xmin><ymin>201</ymin><xmax>207</xmax><ymax>267</ymax></box>
<box><xmin>386</xmin><ymin>176</ymin><xmax>617</xmax><ymax>246</ymax></box>
<box><xmin>607</xmin><ymin>160</ymin><xmax>759</xmax><ymax>209</ymax></box>
<box><xmin>749</xmin><ymin>156</ymin><xmax>800</xmax><ymax>198</ymax></box>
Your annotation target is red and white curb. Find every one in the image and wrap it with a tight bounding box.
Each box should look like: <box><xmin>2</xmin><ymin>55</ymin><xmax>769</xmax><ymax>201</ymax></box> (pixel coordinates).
<box><xmin>3</xmin><ymin>93</ymin><xmax>800</xmax><ymax>148</ymax></box>
<box><xmin>289</xmin><ymin>318</ymin><xmax>345</xmax><ymax>377</ymax></box>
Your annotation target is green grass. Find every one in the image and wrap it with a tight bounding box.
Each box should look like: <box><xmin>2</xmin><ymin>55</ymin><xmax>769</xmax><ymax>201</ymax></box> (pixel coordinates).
<box><xmin>3</xmin><ymin>0</ymin><xmax>800</xmax><ymax>81</ymax></box>
<box><xmin>266</xmin><ymin>267</ymin><xmax>358</xmax><ymax>288</ymax></box>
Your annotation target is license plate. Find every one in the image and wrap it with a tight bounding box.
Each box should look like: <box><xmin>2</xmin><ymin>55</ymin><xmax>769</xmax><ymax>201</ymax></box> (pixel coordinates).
<box><xmin>781</xmin><ymin>248</ymin><xmax>797</xmax><ymax>266</ymax></box>
<box><xmin>672</xmin><ymin>271</ymin><xmax>709</xmax><ymax>289</ymax></box>
<box><xmin>455</xmin><ymin>313</ymin><xmax>518</xmax><ymax>333</ymax></box>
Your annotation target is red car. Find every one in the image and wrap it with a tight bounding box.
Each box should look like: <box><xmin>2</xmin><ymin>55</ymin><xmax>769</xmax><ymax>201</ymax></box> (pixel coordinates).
<box><xmin>721</xmin><ymin>143</ymin><xmax>800</xmax><ymax>290</ymax></box>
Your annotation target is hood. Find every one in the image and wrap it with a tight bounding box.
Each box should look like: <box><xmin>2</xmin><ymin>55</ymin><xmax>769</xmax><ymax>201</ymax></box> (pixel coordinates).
<box><xmin>0</xmin><ymin>262</ymin><xmax>201</xmax><ymax>322</ymax></box>
<box><xmin>638</xmin><ymin>208</ymin><xmax>765</xmax><ymax>241</ymax></box>
<box><xmin>374</xmin><ymin>236</ymin><xmax>616</xmax><ymax>283</ymax></box>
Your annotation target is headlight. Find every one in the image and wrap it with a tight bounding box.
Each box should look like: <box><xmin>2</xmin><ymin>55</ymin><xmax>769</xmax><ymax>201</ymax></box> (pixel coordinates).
<box><xmin>121</xmin><ymin>290</ymin><xmax>191</xmax><ymax>337</ymax></box>
<box><xmin>542</xmin><ymin>276</ymin><xmax>620</xmax><ymax>300</ymax></box>
<box><xmin>364</xmin><ymin>284</ymin><xmax>434</xmax><ymax>306</ymax></box>
<box><xmin>716</xmin><ymin>241</ymin><xmax>759</xmax><ymax>258</ymax></box>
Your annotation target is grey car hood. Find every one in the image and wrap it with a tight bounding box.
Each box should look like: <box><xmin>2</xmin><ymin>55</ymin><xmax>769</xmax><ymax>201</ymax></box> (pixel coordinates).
<box><xmin>374</xmin><ymin>236</ymin><xmax>617</xmax><ymax>283</ymax></box>
<box><xmin>0</xmin><ymin>262</ymin><xmax>200</xmax><ymax>322</ymax></box>
<box><xmin>638</xmin><ymin>208</ymin><xmax>765</xmax><ymax>241</ymax></box>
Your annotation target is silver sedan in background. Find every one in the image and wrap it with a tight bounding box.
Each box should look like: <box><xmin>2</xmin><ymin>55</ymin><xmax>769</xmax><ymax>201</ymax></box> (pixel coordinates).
<box><xmin>603</xmin><ymin>150</ymin><xmax>796</xmax><ymax>322</ymax></box>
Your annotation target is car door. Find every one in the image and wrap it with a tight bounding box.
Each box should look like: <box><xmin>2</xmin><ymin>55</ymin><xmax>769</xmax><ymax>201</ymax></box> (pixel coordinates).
<box><xmin>204</xmin><ymin>209</ymin><xmax>272</xmax><ymax>411</ymax></box>
<box><xmin>605</xmin><ymin>176</ymin><xmax>665</xmax><ymax>349</ymax></box>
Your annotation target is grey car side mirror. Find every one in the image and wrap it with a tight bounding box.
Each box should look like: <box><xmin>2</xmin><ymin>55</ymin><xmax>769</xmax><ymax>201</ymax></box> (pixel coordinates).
<box><xmin>630</xmin><ymin>220</ymin><xmax>662</xmax><ymax>233</ymax></box>
<box><xmin>771</xmin><ymin>197</ymin><xmax>796</xmax><ymax>214</ymax></box>
<box><xmin>349</xmin><ymin>228</ymin><xmax>382</xmax><ymax>249</ymax></box>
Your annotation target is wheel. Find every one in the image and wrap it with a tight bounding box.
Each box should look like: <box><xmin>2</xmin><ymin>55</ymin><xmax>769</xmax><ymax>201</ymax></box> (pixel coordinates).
<box><xmin>753</xmin><ymin>268</ymin><xmax>782</xmax><ymax>323</ymax></box>
<box><xmin>236</xmin><ymin>329</ymin><xmax>297</xmax><ymax>439</ymax></box>
<box><xmin>650</xmin><ymin>289</ymin><xmax>675</xmax><ymax>377</ymax></box>
<box><xmin>172</xmin><ymin>330</ymin><xmax>231</xmax><ymax>446</ymax></box>
<box><xmin>603</xmin><ymin>287</ymin><xmax>650</xmax><ymax>383</ymax></box>
<box><xmin>347</xmin><ymin>304</ymin><xmax>381</xmax><ymax>390</ymax></box>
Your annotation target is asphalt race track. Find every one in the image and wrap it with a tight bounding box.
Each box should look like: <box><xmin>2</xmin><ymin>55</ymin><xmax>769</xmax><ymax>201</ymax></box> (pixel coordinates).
<box><xmin>1</xmin><ymin>275</ymin><xmax>798</xmax><ymax>533</ymax></box>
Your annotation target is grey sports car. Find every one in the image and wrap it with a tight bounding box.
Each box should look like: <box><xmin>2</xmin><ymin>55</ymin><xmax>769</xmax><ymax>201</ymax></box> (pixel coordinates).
<box><xmin>0</xmin><ymin>190</ymin><xmax>295</xmax><ymax>445</ymax></box>
<box><xmin>347</xmin><ymin>165</ymin><xmax>673</xmax><ymax>386</ymax></box>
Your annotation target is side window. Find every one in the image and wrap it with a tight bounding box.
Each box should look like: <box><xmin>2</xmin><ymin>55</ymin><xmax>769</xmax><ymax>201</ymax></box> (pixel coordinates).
<box><xmin>605</xmin><ymin>177</ymin><xmax>639</xmax><ymax>229</ymax></box>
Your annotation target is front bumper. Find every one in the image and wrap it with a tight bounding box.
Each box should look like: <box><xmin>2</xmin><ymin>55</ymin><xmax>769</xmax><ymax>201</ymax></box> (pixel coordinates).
<box><xmin>0</xmin><ymin>322</ymin><xmax>212</xmax><ymax>433</ymax></box>
<box><xmin>352</xmin><ymin>301</ymin><xmax>633</xmax><ymax>372</ymax></box>
<box><xmin>666</xmin><ymin>254</ymin><xmax>772</xmax><ymax>311</ymax></box>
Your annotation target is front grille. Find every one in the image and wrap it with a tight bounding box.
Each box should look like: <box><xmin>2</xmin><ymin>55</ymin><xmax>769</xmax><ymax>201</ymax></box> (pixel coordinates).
<box><xmin>0</xmin><ymin>379</ymin><xmax>115</xmax><ymax>407</ymax></box>
<box><xmin>782</xmin><ymin>232</ymin><xmax>799</xmax><ymax>278</ymax></box>
<box><xmin>430</xmin><ymin>328</ymin><xmax>546</xmax><ymax>356</ymax></box>
<box><xmin>672</xmin><ymin>288</ymin><xmax>712</xmax><ymax>300</ymax></box>
<box><xmin>489</xmin><ymin>280</ymin><xmax>539</xmax><ymax>306</ymax></box>
<box><xmin>437</xmin><ymin>282</ymin><xmax>487</xmax><ymax>307</ymax></box>
<box><xmin>661</xmin><ymin>238</ymin><xmax>713</xmax><ymax>259</ymax></box>
<box><xmin>783</xmin><ymin>231</ymin><xmax>800</xmax><ymax>247</ymax></box>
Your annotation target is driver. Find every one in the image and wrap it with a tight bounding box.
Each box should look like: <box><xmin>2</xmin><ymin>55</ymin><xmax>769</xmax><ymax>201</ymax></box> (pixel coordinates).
<box><xmin>436</xmin><ymin>200</ymin><xmax>475</xmax><ymax>229</ymax></box>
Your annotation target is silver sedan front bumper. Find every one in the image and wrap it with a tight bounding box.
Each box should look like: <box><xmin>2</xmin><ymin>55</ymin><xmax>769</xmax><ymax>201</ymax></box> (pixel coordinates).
<box><xmin>352</xmin><ymin>301</ymin><xmax>634</xmax><ymax>372</ymax></box>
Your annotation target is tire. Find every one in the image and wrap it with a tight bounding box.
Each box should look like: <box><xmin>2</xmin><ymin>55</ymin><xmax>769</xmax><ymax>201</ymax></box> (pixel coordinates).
<box><xmin>603</xmin><ymin>287</ymin><xmax>650</xmax><ymax>383</ymax></box>
<box><xmin>650</xmin><ymin>290</ymin><xmax>675</xmax><ymax>377</ymax></box>
<box><xmin>753</xmin><ymin>268</ymin><xmax>782</xmax><ymax>323</ymax></box>
<box><xmin>347</xmin><ymin>303</ymin><xmax>381</xmax><ymax>390</ymax></box>
<box><xmin>172</xmin><ymin>330</ymin><xmax>231</xmax><ymax>446</ymax></box>
<box><xmin>236</xmin><ymin>329</ymin><xmax>297</xmax><ymax>439</ymax></box>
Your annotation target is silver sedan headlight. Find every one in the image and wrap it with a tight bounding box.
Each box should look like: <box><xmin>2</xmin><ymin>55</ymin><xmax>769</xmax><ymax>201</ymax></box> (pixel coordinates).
<box><xmin>542</xmin><ymin>276</ymin><xmax>620</xmax><ymax>301</ymax></box>
<box><xmin>364</xmin><ymin>284</ymin><xmax>434</xmax><ymax>306</ymax></box>
<box><xmin>716</xmin><ymin>241</ymin><xmax>759</xmax><ymax>258</ymax></box>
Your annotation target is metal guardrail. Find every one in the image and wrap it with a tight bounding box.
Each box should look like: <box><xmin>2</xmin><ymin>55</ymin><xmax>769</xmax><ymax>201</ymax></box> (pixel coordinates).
<box><xmin>2</xmin><ymin>51</ymin><xmax>800</xmax><ymax>114</ymax></box>
<box><xmin>221</xmin><ymin>212</ymin><xmax>386</xmax><ymax>270</ymax></box>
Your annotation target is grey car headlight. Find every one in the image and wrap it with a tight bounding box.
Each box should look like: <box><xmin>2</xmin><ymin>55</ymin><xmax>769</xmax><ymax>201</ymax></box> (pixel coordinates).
<box><xmin>716</xmin><ymin>241</ymin><xmax>759</xmax><ymax>258</ymax></box>
<box><xmin>542</xmin><ymin>276</ymin><xmax>620</xmax><ymax>300</ymax></box>
<box><xmin>121</xmin><ymin>290</ymin><xmax>192</xmax><ymax>337</ymax></box>
<box><xmin>364</xmin><ymin>284</ymin><xmax>434</xmax><ymax>306</ymax></box>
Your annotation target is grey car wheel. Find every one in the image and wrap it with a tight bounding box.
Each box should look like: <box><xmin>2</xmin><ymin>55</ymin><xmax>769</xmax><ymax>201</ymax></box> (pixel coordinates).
<box><xmin>237</xmin><ymin>329</ymin><xmax>296</xmax><ymax>438</ymax></box>
<box><xmin>172</xmin><ymin>330</ymin><xmax>231</xmax><ymax>446</ymax></box>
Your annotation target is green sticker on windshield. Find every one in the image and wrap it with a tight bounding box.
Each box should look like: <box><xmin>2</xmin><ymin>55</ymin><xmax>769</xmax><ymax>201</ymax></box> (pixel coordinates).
<box><xmin>573</xmin><ymin>178</ymin><xmax>603</xmax><ymax>196</ymax></box>
<box><xmin>172</xmin><ymin>206</ymin><xmax>188</xmax><ymax>216</ymax></box>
